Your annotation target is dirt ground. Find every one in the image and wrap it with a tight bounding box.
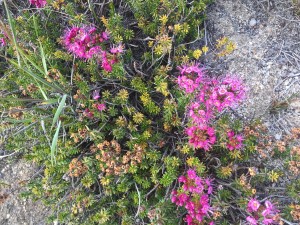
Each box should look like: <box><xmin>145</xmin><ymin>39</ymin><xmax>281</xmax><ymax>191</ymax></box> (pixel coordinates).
<box><xmin>0</xmin><ymin>0</ymin><xmax>300</xmax><ymax>224</ymax></box>
<box><xmin>0</xmin><ymin>158</ymin><xmax>50</xmax><ymax>225</ymax></box>
<box><xmin>205</xmin><ymin>0</ymin><xmax>300</xmax><ymax>136</ymax></box>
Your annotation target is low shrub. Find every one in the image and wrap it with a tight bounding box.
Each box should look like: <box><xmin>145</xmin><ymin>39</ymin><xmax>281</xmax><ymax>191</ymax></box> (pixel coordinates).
<box><xmin>0</xmin><ymin>0</ymin><xmax>298</xmax><ymax>224</ymax></box>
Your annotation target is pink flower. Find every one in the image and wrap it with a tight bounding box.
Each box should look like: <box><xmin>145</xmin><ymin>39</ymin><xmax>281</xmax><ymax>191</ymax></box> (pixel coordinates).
<box><xmin>0</xmin><ymin>38</ymin><xmax>6</xmax><ymax>47</ymax></box>
<box><xmin>247</xmin><ymin>198</ymin><xmax>260</xmax><ymax>213</ymax></box>
<box><xmin>226</xmin><ymin>130</ymin><xmax>243</xmax><ymax>151</ymax></box>
<box><xmin>218</xmin><ymin>85</ymin><xmax>227</xmax><ymax>95</ymax></box>
<box><xmin>178</xmin><ymin>175</ymin><xmax>187</xmax><ymax>183</ymax></box>
<box><xmin>186</xmin><ymin>126</ymin><xmax>216</xmax><ymax>151</ymax></box>
<box><xmin>83</xmin><ymin>108</ymin><xmax>93</xmax><ymax>118</ymax></box>
<box><xmin>101</xmin><ymin>31</ymin><xmax>109</xmax><ymax>41</ymax></box>
<box><xmin>262</xmin><ymin>218</ymin><xmax>274</xmax><ymax>225</ymax></box>
<box><xmin>246</xmin><ymin>216</ymin><xmax>258</xmax><ymax>225</ymax></box>
<box><xmin>171</xmin><ymin>190</ymin><xmax>178</xmax><ymax>203</ymax></box>
<box><xmin>188</xmin><ymin>102</ymin><xmax>212</xmax><ymax>127</ymax></box>
<box><xmin>185</xmin><ymin>215</ymin><xmax>193</xmax><ymax>225</ymax></box>
<box><xmin>86</xmin><ymin>46</ymin><xmax>102</xmax><ymax>58</ymax></box>
<box><xmin>177</xmin><ymin>193</ymin><xmax>189</xmax><ymax>206</ymax></box>
<box><xmin>176</xmin><ymin>63</ymin><xmax>204</xmax><ymax>94</ymax></box>
<box><xmin>179</xmin><ymin>63</ymin><xmax>203</xmax><ymax>75</ymax></box>
<box><xmin>195</xmin><ymin>75</ymin><xmax>246</xmax><ymax>113</ymax></box>
<box><xmin>172</xmin><ymin>170</ymin><xmax>214</xmax><ymax>224</ymax></box>
<box><xmin>101</xmin><ymin>59</ymin><xmax>113</xmax><ymax>72</ymax></box>
<box><xmin>187</xmin><ymin>169</ymin><xmax>197</xmax><ymax>180</ymax></box>
<box><xmin>264</xmin><ymin>200</ymin><xmax>276</xmax><ymax>212</ymax></box>
<box><xmin>63</xmin><ymin>26</ymin><xmax>101</xmax><ymax>59</ymax></box>
<box><xmin>219</xmin><ymin>75</ymin><xmax>246</xmax><ymax>107</ymax></box>
<box><xmin>262</xmin><ymin>200</ymin><xmax>279</xmax><ymax>219</ymax></box>
<box><xmin>29</xmin><ymin>0</ymin><xmax>47</xmax><ymax>8</ymax></box>
<box><xmin>96</xmin><ymin>103</ymin><xmax>106</xmax><ymax>111</ymax></box>
<box><xmin>110</xmin><ymin>44</ymin><xmax>124</xmax><ymax>54</ymax></box>
<box><xmin>92</xmin><ymin>90</ymin><xmax>100</xmax><ymax>100</ymax></box>
<box><xmin>205</xmin><ymin>178</ymin><xmax>213</xmax><ymax>194</ymax></box>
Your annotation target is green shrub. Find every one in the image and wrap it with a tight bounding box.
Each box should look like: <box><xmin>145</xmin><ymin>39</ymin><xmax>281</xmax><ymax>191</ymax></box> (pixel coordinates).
<box><xmin>0</xmin><ymin>0</ymin><xmax>298</xmax><ymax>224</ymax></box>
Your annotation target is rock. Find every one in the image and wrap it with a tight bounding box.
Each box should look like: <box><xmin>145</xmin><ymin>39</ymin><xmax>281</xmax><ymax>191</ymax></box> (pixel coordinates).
<box><xmin>275</xmin><ymin>133</ymin><xmax>282</xmax><ymax>140</ymax></box>
<box><xmin>249</xmin><ymin>18</ymin><xmax>257</xmax><ymax>27</ymax></box>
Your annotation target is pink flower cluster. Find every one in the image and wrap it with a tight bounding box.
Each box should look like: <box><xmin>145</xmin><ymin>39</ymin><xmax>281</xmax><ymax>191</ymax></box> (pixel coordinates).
<box><xmin>83</xmin><ymin>90</ymin><xmax>106</xmax><ymax>119</ymax></box>
<box><xmin>177</xmin><ymin>64</ymin><xmax>204</xmax><ymax>93</ymax></box>
<box><xmin>92</xmin><ymin>90</ymin><xmax>106</xmax><ymax>111</ymax></box>
<box><xmin>246</xmin><ymin>198</ymin><xmax>280</xmax><ymax>225</ymax></box>
<box><xmin>186</xmin><ymin>126</ymin><xmax>216</xmax><ymax>151</ymax></box>
<box><xmin>188</xmin><ymin>102</ymin><xmax>212</xmax><ymax>127</ymax></box>
<box><xmin>29</xmin><ymin>0</ymin><xmax>47</xmax><ymax>8</ymax></box>
<box><xmin>226</xmin><ymin>130</ymin><xmax>243</xmax><ymax>151</ymax></box>
<box><xmin>63</xmin><ymin>26</ymin><xmax>103</xmax><ymax>59</ymax></box>
<box><xmin>176</xmin><ymin>63</ymin><xmax>246</xmax><ymax>151</ymax></box>
<box><xmin>0</xmin><ymin>31</ymin><xmax>8</xmax><ymax>47</ymax></box>
<box><xmin>197</xmin><ymin>75</ymin><xmax>245</xmax><ymax>113</ymax></box>
<box><xmin>63</xmin><ymin>26</ymin><xmax>123</xmax><ymax>72</ymax></box>
<box><xmin>171</xmin><ymin>169</ymin><xmax>214</xmax><ymax>225</ymax></box>
<box><xmin>0</xmin><ymin>38</ymin><xmax>6</xmax><ymax>47</ymax></box>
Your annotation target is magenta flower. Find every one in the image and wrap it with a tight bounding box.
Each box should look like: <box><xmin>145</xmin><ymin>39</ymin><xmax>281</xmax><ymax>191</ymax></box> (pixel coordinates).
<box><xmin>196</xmin><ymin>75</ymin><xmax>246</xmax><ymax>113</ymax></box>
<box><xmin>186</xmin><ymin>126</ymin><xmax>216</xmax><ymax>151</ymax></box>
<box><xmin>262</xmin><ymin>208</ymin><xmax>272</xmax><ymax>217</ymax></box>
<box><xmin>262</xmin><ymin>218</ymin><xmax>275</xmax><ymax>225</ymax></box>
<box><xmin>187</xmin><ymin>169</ymin><xmax>197</xmax><ymax>179</ymax></box>
<box><xmin>246</xmin><ymin>216</ymin><xmax>258</xmax><ymax>225</ymax></box>
<box><xmin>83</xmin><ymin>108</ymin><xmax>94</xmax><ymax>118</ymax></box>
<box><xmin>101</xmin><ymin>59</ymin><xmax>113</xmax><ymax>72</ymax></box>
<box><xmin>110</xmin><ymin>44</ymin><xmax>124</xmax><ymax>54</ymax></box>
<box><xmin>171</xmin><ymin>190</ymin><xmax>178</xmax><ymax>203</ymax></box>
<box><xmin>86</xmin><ymin>46</ymin><xmax>102</xmax><ymax>59</ymax></box>
<box><xmin>63</xmin><ymin>26</ymin><xmax>101</xmax><ymax>59</ymax></box>
<box><xmin>177</xmin><ymin>63</ymin><xmax>204</xmax><ymax>94</ymax></box>
<box><xmin>219</xmin><ymin>75</ymin><xmax>246</xmax><ymax>108</ymax></box>
<box><xmin>101</xmin><ymin>31</ymin><xmax>109</xmax><ymax>41</ymax></box>
<box><xmin>29</xmin><ymin>0</ymin><xmax>47</xmax><ymax>8</ymax></box>
<box><xmin>178</xmin><ymin>175</ymin><xmax>187</xmax><ymax>183</ymax></box>
<box><xmin>171</xmin><ymin>170</ymin><xmax>214</xmax><ymax>224</ymax></box>
<box><xmin>92</xmin><ymin>90</ymin><xmax>100</xmax><ymax>100</ymax></box>
<box><xmin>100</xmin><ymin>51</ymin><xmax>117</xmax><ymax>72</ymax></box>
<box><xmin>177</xmin><ymin>193</ymin><xmax>189</xmax><ymax>206</ymax></box>
<box><xmin>226</xmin><ymin>130</ymin><xmax>243</xmax><ymax>151</ymax></box>
<box><xmin>264</xmin><ymin>200</ymin><xmax>277</xmax><ymax>213</ymax></box>
<box><xmin>247</xmin><ymin>198</ymin><xmax>260</xmax><ymax>213</ymax></box>
<box><xmin>188</xmin><ymin>102</ymin><xmax>212</xmax><ymax>127</ymax></box>
<box><xmin>179</xmin><ymin>63</ymin><xmax>203</xmax><ymax>75</ymax></box>
<box><xmin>261</xmin><ymin>200</ymin><xmax>279</xmax><ymax>223</ymax></box>
<box><xmin>185</xmin><ymin>215</ymin><xmax>193</xmax><ymax>225</ymax></box>
<box><xmin>246</xmin><ymin>199</ymin><xmax>280</xmax><ymax>225</ymax></box>
<box><xmin>96</xmin><ymin>103</ymin><xmax>106</xmax><ymax>111</ymax></box>
<box><xmin>0</xmin><ymin>38</ymin><xmax>6</xmax><ymax>47</ymax></box>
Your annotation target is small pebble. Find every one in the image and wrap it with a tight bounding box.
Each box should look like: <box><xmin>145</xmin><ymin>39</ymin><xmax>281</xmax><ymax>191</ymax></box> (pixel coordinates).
<box><xmin>249</xmin><ymin>18</ymin><xmax>257</xmax><ymax>27</ymax></box>
<box><xmin>275</xmin><ymin>133</ymin><xmax>282</xmax><ymax>140</ymax></box>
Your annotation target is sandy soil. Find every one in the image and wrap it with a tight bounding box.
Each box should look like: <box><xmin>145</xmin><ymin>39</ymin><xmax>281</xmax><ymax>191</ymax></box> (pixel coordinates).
<box><xmin>0</xmin><ymin>158</ymin><xmax>50</xmax><ymax>225</ymax></box>
<box><xmin>205</xmin><ymin>0</ymin><xmax>300</xmax><ymax>138</ymax></box>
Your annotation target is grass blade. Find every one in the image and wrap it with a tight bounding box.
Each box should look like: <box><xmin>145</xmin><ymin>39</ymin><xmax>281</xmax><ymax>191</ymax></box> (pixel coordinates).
<box><xmin>51</xmin><ymin>94</ymin><xmax>67</xmax><ymax>129</ymax></box>
<box><xmin>7</xmin><ymin>58</ymin><xmax>64</xmax><ymax>93</ymax></box>
<box><xmin>50</xmin><ymin>120</ymin><xmax>61</xmax><ymax>165</ymax></box>
<box><xmin>33</xmin><ymin>15</ymin><xmax>48</xmax><ymax>76</ymax></box>
<box><xmin>3</xmin><ymin>0</ymin><xmax>20</xmax><ymax>65</ymax></box>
